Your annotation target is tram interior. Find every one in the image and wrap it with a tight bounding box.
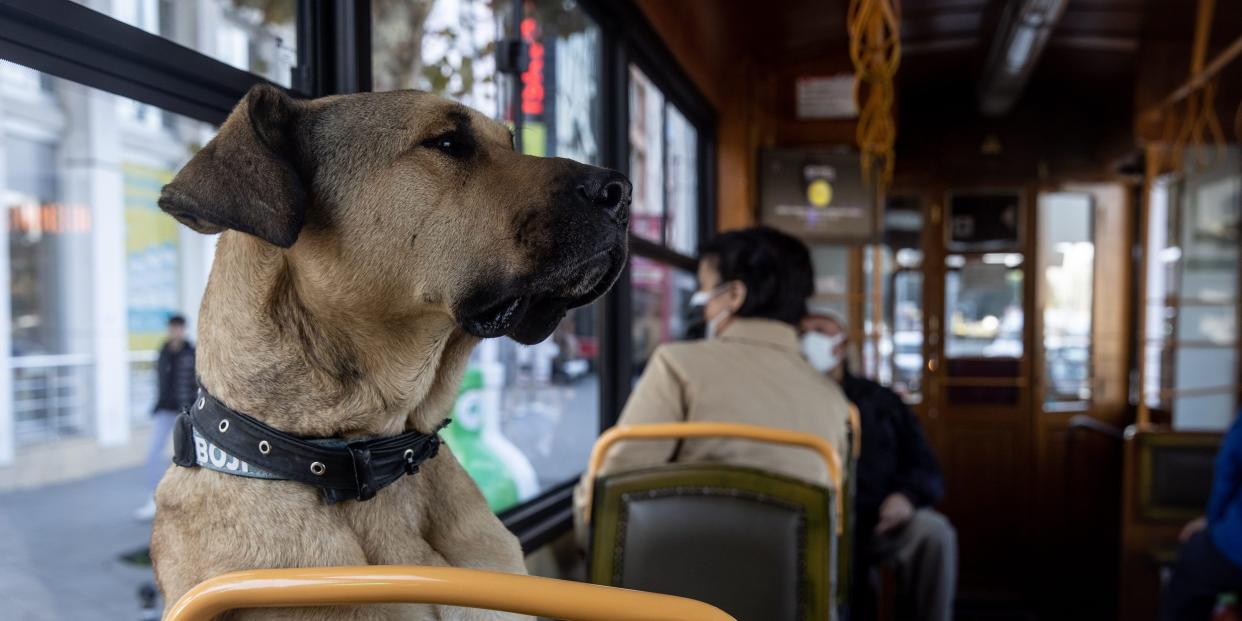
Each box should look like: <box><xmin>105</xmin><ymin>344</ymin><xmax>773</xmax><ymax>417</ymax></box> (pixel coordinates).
<box><xmin>0</xmin><ymin>0</ymin><xmax>1241</xmax><ymax>620</ymax></box>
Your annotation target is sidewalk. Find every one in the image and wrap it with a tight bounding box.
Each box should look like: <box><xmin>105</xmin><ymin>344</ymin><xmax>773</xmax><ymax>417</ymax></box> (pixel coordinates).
<box><xmin>0</xmin><ymin>467</ymin><xmax>156</xmax><ymax>620</ymax></box>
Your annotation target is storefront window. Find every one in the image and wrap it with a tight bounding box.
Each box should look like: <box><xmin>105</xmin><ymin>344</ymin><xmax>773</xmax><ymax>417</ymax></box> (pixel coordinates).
<box><xmin>2</xmin><ymin>63</ymin><xmax>215</xmax><ymax>444</ymax></box>
<box><xmin>72</xmin><ymin>0</ymin><xmax>299</xmax><ymax>87</ymax></box>
<box><xmin>371</xmin><ymin>0</ymin><xmax>604</xmax><ymax>511</ymax></box>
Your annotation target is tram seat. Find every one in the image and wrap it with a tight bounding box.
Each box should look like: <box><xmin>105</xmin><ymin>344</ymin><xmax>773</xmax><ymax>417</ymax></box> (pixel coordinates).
<box><xmin>1120</xmin><ymin>427</ymin><xmax>1225</xmax><ymax>618</ymax></box>
<box><xmin>161</xmin><ymin>565</ymin><xmax>736</xmax><ymax>621</ymax></box>
<box><xmin>838</xmin><ymin>406</ymin><xmax>862</xmax><ymax>618</ymax></box>
<box><xmin>588</xmin><ymin>464</ymin><xmax>836</xmax><ymax>621</ymax></box>
<box><xmin>581</xmin><ymin>422</ymin><xmax>848</xmax><ymax>621</ymax></box>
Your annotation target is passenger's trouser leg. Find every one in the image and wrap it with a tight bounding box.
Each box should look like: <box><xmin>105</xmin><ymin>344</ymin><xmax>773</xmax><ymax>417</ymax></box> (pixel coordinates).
<box><xmin>1162</xmin><ymin>529</ymin><xmax>1242</xmax><ymax>621</ymax></box>
<box><xmin>145</xmin><ymin>409</ymin><xmax>179</xmax><ymax>491</ymax></box>
<box><xmin>872</xmin><ymin>508</ymin><xmax>957</xmax><ymax>621</ymax></box>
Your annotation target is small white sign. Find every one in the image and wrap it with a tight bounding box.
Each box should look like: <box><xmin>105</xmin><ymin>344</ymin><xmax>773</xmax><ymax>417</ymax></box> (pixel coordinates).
<box><xmin>796</xmin><ymin>74</ymin><xmax>857</xmax><ymax>119</ymax></box>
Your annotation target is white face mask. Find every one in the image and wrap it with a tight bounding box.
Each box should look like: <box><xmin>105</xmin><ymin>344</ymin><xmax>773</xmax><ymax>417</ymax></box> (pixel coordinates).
<box><xmin>801</xmin><ymin>331</ymin><xmax>845</xmax><ymax>373</ymax></box>
<box><xmin>690</xmin><ymin>284</ymin><xmax>732</xmax><ymax>339</ymax></box>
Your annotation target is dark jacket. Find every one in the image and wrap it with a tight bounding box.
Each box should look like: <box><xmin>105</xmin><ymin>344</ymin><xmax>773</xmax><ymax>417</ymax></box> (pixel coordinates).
<box><xmin>1208</xmin><ymin>412</ymin><xmax>1242</xmax><ymax>567</ymax></box>
<box><xmin>155</xmin><ymin>340</ymin><xmax>196</xmax><ymax>413</ymax></box>
<box><xmin>841</xmin><ymin>370</ymin><xmax>945</xmax><ymax>536</ymax></box>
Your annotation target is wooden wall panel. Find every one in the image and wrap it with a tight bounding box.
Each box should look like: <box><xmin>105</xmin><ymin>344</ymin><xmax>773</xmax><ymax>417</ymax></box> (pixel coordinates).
<box><xmin>941</xmin><ymin>424</ymin><xmax>1030</xmax><ymax>594</ymax></box>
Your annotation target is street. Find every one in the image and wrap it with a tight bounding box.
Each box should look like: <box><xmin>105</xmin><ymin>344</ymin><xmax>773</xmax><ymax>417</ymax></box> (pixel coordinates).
<box><xmin>0</xmin><ymin>467</ymin><xmax>154</xmax><ymax>620</ymax></box>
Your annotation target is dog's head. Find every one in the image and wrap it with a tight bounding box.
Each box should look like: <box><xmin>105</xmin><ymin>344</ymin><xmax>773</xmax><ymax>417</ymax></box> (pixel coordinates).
<box><xmin>160</xmin><ymin>85</ymin><xmax>629</xmax><ymax>344</ymax></box>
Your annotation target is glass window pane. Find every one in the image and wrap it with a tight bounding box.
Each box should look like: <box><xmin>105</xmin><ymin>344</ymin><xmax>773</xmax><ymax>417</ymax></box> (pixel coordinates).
<box><xmin>370</xmin><ymin>1</ymin><xmax>606</xmax><ymax>509</ymax></box>
<box><xmin>2</xmin><ymin>62</ymin><xmax>215</xmax><ymax>445</ymax></box>
<box><xmin>372</xmin><ymin>0</ymin><xmax>503</xmax><ymax>115</ymax></box>
<box><xmin>862</xmin><ymin>245</ymin><xmax>892</xmax><ymax>382</ymax></box>
<box><xmin>1143</xmin><ymin>176</ymin><xmax>1177</xmax><ymax>410</ymax></box>
<box><xmin>1171</xmin><ymin>148</ymin><xmax>1241</xmax><ymax>429</ymax></box>
<box><xmin>1039</xmin><ymin>193</ymin><xmax>1094</xmax><ymax>406</ymax></box>
<box><xmin>809</xmin><ymin>243</ymin><xmax>850</xmax><ymax>318</ymax></box>
<box><xmin>1180</xmin><ymin>167</ymin><xmax>1240</xmax><ymax>302</ymax></box>
<box><xmin>1145</xmin><ymin>148</ymin><xmax>1241</xmax><ymax>428</ymax></box>
<box><xmin>72</xmin><ymin>0</ymin><xmax>299</xmax><ymax>87</ymax></box>
<box><xmin>628</xmin><ymin>65</ymin><xmax>665</xmax><ymax>245</ymax></box>
<box><xmin>892</xmin><ymin>270</ymin><xmax>924</xmax><ymax>400</ymax></box>
<box><xmin>447</xmin><ymin>302</ymin><xmax>601</xmax><ymax>513</ymax></box>
<box><xmin>630</xmin><ymin>256</ymin><xmax>696</xmax><ymax>380</ymax></box>
<box><xmin>889</xmin><ymin>200</ymin><xmax>925</xmax><ymax>402</ymax></box>
<box><xmin>861</xmin><ymin>197</ymin><xmax>925</xmax><ymax>402</ymax></box>
<box><xmin>945</xmin><ymin>255</ymin><xmax>1024</xmax><ymax>359</ymax></box>
<box><xmin>664</xmin><ymin>105</ymin><xmax>697</xmax><ymax>255</ymax></box>
<box><xmin>515</xmin><ymin>0</ymin><xmax>602</xmax><ymax>162</ymax></box>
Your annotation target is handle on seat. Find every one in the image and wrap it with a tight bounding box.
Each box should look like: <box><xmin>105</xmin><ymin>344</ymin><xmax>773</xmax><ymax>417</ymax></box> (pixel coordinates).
<box><xmin>848</xmin><ymin>404</ymin><xmax>861</xmax><ymax>459</ymax></box>
<box><xmin>583</xmin><ymin>422</ymin><xmax>845</xmax><ymax>532</ymax></box>
<box><xmin>163</xmin><ymin>565</ymin><xmax>736</xmax><ymax>621</ymax></box>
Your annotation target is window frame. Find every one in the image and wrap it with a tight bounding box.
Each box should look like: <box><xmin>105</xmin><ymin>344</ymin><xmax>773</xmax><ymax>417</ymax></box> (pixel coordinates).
<box><xmin>587</xmin><ymin>0</ymin><xmax>715</xmax><ymax>433</ymax></box>
<box><xmin>0</xmin><ymin>0</ymin><xmax>716</xmax><ymax>553</ymax></box>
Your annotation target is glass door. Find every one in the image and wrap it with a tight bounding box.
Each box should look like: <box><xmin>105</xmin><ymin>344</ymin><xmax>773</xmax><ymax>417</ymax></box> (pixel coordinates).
<box><xmin>923</xmin><ymin>189</ymin><xmax>1033</xmax><ymax>591</ymax></box>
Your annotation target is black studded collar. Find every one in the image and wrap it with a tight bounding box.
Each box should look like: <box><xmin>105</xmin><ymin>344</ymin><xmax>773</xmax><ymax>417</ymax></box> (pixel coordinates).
<box><xmin>172</xmin><ymin>387</ymin><xmax>448</xmax><ymax>503</ymax></box>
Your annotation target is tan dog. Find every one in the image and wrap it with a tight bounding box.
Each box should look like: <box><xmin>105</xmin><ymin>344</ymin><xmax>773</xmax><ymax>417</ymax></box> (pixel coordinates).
<box><xmin>150</xmin><ymin>84</ymin><xmax>630</xmax><ymax>619</ymax></box>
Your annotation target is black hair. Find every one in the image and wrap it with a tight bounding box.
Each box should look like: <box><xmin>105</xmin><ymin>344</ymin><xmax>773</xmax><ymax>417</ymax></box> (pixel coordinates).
<box><xmin>697</xmin><ymin>226</ymin><xmax>814</xmax><ymax>326</ymax></box>
<box><xmin>168</xmin><ymin>314</ymin><xmax>187</xmax><ymax>328</ymax></box>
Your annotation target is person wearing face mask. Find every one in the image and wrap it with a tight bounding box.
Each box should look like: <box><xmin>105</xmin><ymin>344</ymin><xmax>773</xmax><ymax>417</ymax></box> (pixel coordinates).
<box><xmin>573</xmin><ymin>227</ymin><xmax>852</xmax><ymax>542</ymax></box>
<box><xmin>800</xmin><ymin>306</ymin><xmax>956</xmax><ymax>621</ymax></box>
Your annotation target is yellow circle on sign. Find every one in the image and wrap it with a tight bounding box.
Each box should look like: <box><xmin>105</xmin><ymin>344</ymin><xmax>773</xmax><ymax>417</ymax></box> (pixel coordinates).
<box><xmin>807</xmin><ymin>179</ymin><xmax>832</xmax><ymax>208</ymax></box>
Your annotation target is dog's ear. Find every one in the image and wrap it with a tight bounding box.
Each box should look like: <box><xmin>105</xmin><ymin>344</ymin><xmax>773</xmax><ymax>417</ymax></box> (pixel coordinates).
<box><xmin>159</xmin><ymin>83</ymin><xmax>307</xmax><ymax>248</ymax></box>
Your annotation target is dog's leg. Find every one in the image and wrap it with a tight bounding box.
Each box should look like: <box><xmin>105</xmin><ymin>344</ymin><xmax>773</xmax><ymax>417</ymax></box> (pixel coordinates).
<box><xmin>411</xmin><ymin>447</ymin><xmax>533</xmax><ymax>621</ymax></box>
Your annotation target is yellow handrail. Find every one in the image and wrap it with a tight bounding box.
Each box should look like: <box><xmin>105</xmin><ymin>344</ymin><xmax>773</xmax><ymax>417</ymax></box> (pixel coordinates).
<box><xmin>848</xmin><ymin>405</ymin><xmax>862</xmax><ymax>459</ymax></box>
<box><xmin>163</xmin><ymin>565</ymin><xmax>736</xmax><ymax>621</ymax></box>
<box><xmin>583</xmin><ymin>422</ymin><xmax>845</xmax><ymax>533</ymax></box>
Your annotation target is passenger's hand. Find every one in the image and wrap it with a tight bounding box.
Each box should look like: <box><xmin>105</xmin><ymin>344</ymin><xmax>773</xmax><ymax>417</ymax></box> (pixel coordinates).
<box><xmin>1179</xmin><ymin>516</ymin><xmax>1207</xmax><ymax>543</ymax></box>
<box><xmin>875</xmin><ymin>492</ymin><xmax>915</xmax><ymax>535</ymax></box>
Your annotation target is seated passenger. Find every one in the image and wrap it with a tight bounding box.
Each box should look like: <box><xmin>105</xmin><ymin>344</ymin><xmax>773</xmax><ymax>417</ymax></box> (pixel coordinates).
<box><xmin>573</xmin><ymin>226</ymin><xmax>852</xmax><ymax>535</ymax></box>
<box><xmin>1164</xmin><ymin>411</ymin><xmax>1242</xmax><ymax>621</ymax></box>
<box><xmin>800</xmin><ymin>308</ymin><xmax>957</xmax><ymax>621</ymax></box>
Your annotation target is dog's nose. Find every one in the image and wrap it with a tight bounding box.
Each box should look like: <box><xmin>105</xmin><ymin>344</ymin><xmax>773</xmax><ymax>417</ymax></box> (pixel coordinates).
<box><xmin>577</xmin><ymin>170</ymin><xmax>631</xmax><ymax>220</ymax></box>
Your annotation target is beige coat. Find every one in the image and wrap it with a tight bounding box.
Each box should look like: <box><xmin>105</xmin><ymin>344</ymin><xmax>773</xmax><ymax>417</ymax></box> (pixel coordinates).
<box><xmin>573</xmin><ymin>317</ymin><xmax>852</xmax><ymax>532</ymax></box>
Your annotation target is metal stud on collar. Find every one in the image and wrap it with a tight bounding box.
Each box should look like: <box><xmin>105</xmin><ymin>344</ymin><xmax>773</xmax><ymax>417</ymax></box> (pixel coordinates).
<box><xmin>197</xmin><ymin>397</ymin><xmax>206</xmax><ymax>410</ymax></box>
<box><xmin>403</xmin><ymin>448</ymin><xmax>415</xmax><ymax>461</ymax></box>
<box><xmin>310</xmin><ymin>461</ymin><xmax>327</xmax><ymax>476</ymax></box>
<box><xmin>258</xmin><ymin>440</ymin><xmax>271</xmax><ymax>455</ymax></box>
<box><xmin>218</xmin><ymin>419</ymin><xmax>229</xmax><ymax>433</ymax></box>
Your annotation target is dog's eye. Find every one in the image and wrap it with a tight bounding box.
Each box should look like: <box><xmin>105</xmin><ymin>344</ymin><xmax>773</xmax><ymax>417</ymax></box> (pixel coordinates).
<box><xmin>421</xmin><ymin>132</ymin><xmax>472</xmax><ymax>159</ymax></box>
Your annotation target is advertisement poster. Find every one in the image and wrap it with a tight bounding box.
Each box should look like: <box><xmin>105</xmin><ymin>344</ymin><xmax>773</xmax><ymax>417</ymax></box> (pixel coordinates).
<box><xmin>123</xmin><ymin>162</ymin><xmax>179</xmax><ymax>351</ymax></box>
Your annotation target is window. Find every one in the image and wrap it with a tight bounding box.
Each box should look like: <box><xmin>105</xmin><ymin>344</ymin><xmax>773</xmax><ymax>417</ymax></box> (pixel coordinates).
<box><xmin>628</xmin><ymin>65</ymin><xmax>699</xmax><ymax>255</ymax></box>
<box><xmin>862</xmin><ymin>197</ymin><xmax>925</xmax><ymax>401</ymax></box>
<box><xmin>2</xmin><ymin>0</ymin><xmax>714</xmax><ymax>552</ymax></box>
<box><xmin>630</xmin><ymin>257</ymin><xmax>696</xmax><ymax>379</ymax></box>
<box><xmin>371</xmin><ymin>0</ymin><xmax>606</xmax><ymax>512</ymax></box>
<box><xmin>809</xmin><ymin>244</ymin><xmax>851</xmax><ymax>319</ymax></box>
<box><xmin>372</xmin><ymin>0</ymin><xmax>502</xmax><ymax>112</ymax></box>
<box><xmin>2</xmin><ymin>62</ymin><xmax>215</xmax><ymax>444</ymax></box>
<box><xmin>626</xmin><ymin>63</ymin><xmax>703</xmax><ymax>378</ymax></box>
<box><xmin>892</xmin><ymin>265</ymin><xmax>924</xmax><ymax>399</ymax></box>
<box><xmin>945</xmin><ymin>254</ymin><xmax>1025</xmax><ymax>359</ymax></box>
<box><xmin>1143</xmin><ymin>148</ymin><xmax>1241</xmax><ymax>430</ymax></box>
<box><xmin>1039</xmin><ymin>193</ymin><xmax>1094</xmax><ymax>407</ymax></box>
<box><xmin>71</xmin><ymin>0</ymin><xmax>299</xmax><ymax>88</ymax></box>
